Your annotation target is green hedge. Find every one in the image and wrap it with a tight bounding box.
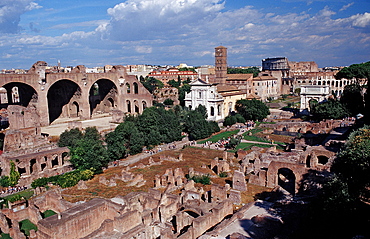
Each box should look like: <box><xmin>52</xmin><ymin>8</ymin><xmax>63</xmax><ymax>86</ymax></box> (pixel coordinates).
<box><xmin>31</xmin><ymin>169</ymin><xmax>94</xmax><ymax>189</ymax></box>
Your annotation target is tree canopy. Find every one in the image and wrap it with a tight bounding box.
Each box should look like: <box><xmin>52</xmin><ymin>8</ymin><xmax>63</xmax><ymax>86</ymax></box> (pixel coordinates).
<box><xmin>58</xmin><ymin>128</ymin><xmax>83</xmax><ymax>147</ymax></box>
<box><xmin>227</xmin><ymin>67</ymin><xmax>260</xmax><ymax>77</ymax></box>
<box><xmin>332</xmin><ymin>125</ymin><xmax>370</xmax><ymax>200</ymax></box>
<box><xmin>340</xmin><ymin>84</ymin><xmax>365</xmax><ymax>116</ymax></box>
<box><xmin>335</xmin><ymin>61</ymin><xmax>370</xmax><ymax>84</ymax></box>
<box><xmin>235</xmin><ymin>99</ymin><xmax>270</xmax><ymax>121</ymax></box>
<box><xmin>140</xmin><ymin>76</ymin><xmax>164</xmax><ymax>93</ymax></box>
<box><xmin>68</xmin><ymin>127</ymin><xmax>109</xmax><ymax>173</ymax></box>
<box><xmin>336</xmin><ymin>61</ymin><xmax>370</xmax><ymax>123</ymax></box>
<box><xmin>310</xmin><ymin>98</ymin><xmax>349</xmax><ymax>120</ymax></box>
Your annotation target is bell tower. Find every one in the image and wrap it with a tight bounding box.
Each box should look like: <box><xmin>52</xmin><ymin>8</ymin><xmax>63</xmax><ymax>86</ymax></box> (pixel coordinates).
<box><xmin>215</xmin><ymin>46</ymin><xmax>227</xmax><ymax>85</ymax></box>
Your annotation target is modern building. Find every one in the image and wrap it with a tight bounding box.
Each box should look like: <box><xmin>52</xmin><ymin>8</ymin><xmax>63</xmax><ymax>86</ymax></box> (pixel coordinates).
<box><xmin>252</xmin><ymin>75</ymin><xmax>280</xmax><ymax>101</ymax></box>
<box><xmin>148</xmin><ymin>68</ymin><xmax>198</xmax><ymax>85</ymax></box>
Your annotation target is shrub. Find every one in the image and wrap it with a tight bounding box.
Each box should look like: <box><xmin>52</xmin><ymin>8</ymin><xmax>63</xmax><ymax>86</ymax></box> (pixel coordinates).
<box><xmin>186</xmin><ymin>174</ymin><xmax>211</xmax><ymax>185</ymax></box>
<box><xmin>31</xmin><ymin>169</ymin><xmax>94</xmax><ymax>189</ymax></box>
<box><xmin>219</xmin><ymin>172</ymin><xmax>228</xmax><ymax>178</ymax></box>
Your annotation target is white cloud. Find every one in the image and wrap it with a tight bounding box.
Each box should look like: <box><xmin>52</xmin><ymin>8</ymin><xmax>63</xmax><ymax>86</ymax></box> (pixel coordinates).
<box><xmin>340</xmin><ymin>2</ymin><xmax>354</xmax><ymax>12</ymax></box>
<box><xmin>104</xmin><ymin>0</ymin><xmax>225</xmax><ymax>41</ymax></box>
<box><xmin>135</xmin><ymin>45</ymin><xmax>152</xmax><ymax>53</ymax></box>
<box><xmin>0</xmin><ymin>0</ymin><xmax>41</xmax><ymax>33</ymax></box>
<box><xmin>350</xmin><ymin>12</ymin><xmax>370</xmax><ymax>27</ymax></box>
<box><xmin>1</xmin><ymin>1</ymin><xmax>369</xmax><ymax>68</ymax></box>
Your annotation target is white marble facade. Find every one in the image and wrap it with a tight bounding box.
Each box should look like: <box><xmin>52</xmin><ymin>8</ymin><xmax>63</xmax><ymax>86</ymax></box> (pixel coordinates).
<box><xmin>184</xmin><ymin>79</ymin><xmax>224</xmax><ymax>121</ymax></box>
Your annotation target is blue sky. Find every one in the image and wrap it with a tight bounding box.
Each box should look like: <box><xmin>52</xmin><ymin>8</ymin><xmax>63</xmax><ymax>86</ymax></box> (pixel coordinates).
<box><xmin>0</xmin><ymin>0</ymin><xmax>369</xmax><ymax>69</ymax></box>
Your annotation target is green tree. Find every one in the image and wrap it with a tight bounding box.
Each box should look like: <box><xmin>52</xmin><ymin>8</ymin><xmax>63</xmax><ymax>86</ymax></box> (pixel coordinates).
<box><xmin>140</xmin><ymin>76</ymin><xmax>164</xmax><ymax>93</ymax></box>
<box><xmin>336</xmin><ymin>61</ymin><xmax>370</xmax><ymax>122</ymax></box>
<box><xmin>335</xmin><ymin>61</ymin><xmax>370</xmax><ymax>84</ymax></box>
<box><xmin>227</xmin><ymin>67</ymin><xmax>260</xmax><ymax>77</ymax></box>
<box><xmin>184</xmin><ymin>110</ymin><xmax>215</xmax><ymax>140</ymax></box>
<box><xmin>235</xmin><ymin>99</ymin><xmax>270</xmax><ymax>121</ymax></box>
<box><xmin>106</xmin><ymin>120</ymin><xmax>144</xmax><ymax>156</ymax></box>
<box><xmin>178</xmin><ymin>83</ymin><xmax>191</xmax><ymax>106</ymax></box>
<box><xmin>194</xmin><ymin>105</ymin><xmax>208</xmax><ymax>119</ymax></box>
<box><xmin>163</xmin><ymin>98</ymin><xmax>174</xmax><ymax>106</ymax></box>
<box><xmin>208</xmin><ymin>121</ymin><xmax>220</xmax><ymax>133</ymax></box>
<box><xmin>178</xmin><ymin>67</ymin><xmax>196</xmax><ymax>72</ymax></box>
<box><xmin>9</xmin><ymin>161</ymin><xmax>20</xmax><ymax>186</ymax></box>
<box><xmin>0</xmin><ymin>161</ymin><xmax>20</xmax><ymax>187</ymax></box>
<box><xmin>168</xmin><ymin>79</ymin><xmax>180</xmax><ymax>88</ymax></box>
<box><xmin>223</xmin><ymin>113</ymin><xmax>245</xmax><ymax>126</ymax></box>
<box><xmin>58</xmin><ymin>128</ymin><xmax>83</xmax><ymax>147</ymax></box>
<box><xmin>340</xmin><ymin>84</ymin><xmax>364</xmax><ymax>116</ymax></box>
<box><xmin>69</xmin><ymin>127</ymin><xmax>108</xmax><ymax>173</ymax></box>
<box><xmin>105</xmin><ymin>130</ymin><xmax>127</xmax><ymax>161</ymax></box>
<box><xmin>332</xmin><ymin>126</ymin><xmax>370</xmax><ymax>199</ymax></box>
<box><xmin>310</xmin><ymin>99</ymin><xmax>349</xmax><ymax>120</ymax></box>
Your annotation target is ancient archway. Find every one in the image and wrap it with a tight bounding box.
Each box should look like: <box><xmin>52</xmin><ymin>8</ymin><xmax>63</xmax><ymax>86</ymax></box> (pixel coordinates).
<box><xmin>317</xmin><ymin>155</ymin><xmax>329</xmax><ymax>165</ymax></box>
<box><xmin>71</xmin><ymin>101</ymin><xmax>79</xmax><ymax>117</ymax></box>
<box><xmin>277</xmin><ymin>168</ymin><xmax>296</xmax><ymax>195</ymax></box>
<box><xmin>2</xmin><ymin>82</ymin><xmax>37</xmax><ymax>107</ymax></box>
<box><xmin>89</xmin><ymin>79</ymin><xmax>117</xmax><ymax>116</ymax></box>
<box><xmin>47</xmin><ymin>80</ymin><xmax>81</xmax><ymax>123</ymax></box>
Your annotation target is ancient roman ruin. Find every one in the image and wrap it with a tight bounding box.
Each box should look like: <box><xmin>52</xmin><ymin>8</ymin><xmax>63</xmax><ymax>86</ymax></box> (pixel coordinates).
<box><xmin>0</xmin><ymin>61</ymin><xmax>153</xmax><ymax>126</ymax></box>
<box><xmin>0</xmin><ymin>106</ymin><xmax>348</xmax><ymax>238</ymax></box>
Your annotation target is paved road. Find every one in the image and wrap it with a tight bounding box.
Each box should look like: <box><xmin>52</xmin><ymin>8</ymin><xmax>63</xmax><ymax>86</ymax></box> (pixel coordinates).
<box><xmin>208</xmin><ymin>200</ymin><xmax>278</xmax><ymax>239</ymax></box>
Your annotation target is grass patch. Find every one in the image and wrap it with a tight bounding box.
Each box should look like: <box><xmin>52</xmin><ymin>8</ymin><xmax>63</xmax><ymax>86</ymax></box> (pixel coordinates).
<box><xmin>4</xmin><ymin>189</ymin><xmax>34</xmax><ymax>201</ymax></box>
<box><xmin>234</xmin><ymin>142</ymin><xmax>275</xmax><ymax>151</ymax></box>
<box><xmin>243</xmin><ymin>128</ymin><xmax>270</xmax><ymax>143</ymax></box>
<box><xmin>42</xmin><ymin>210</ymin><xmax>57</xmax><ymax>218</ymax></box>
<box><xmin>0</xmin><ymin>233</ymin><xmax>11</xmax><ymax>239</ymax></box>
<box><xmin>197</xmin><ymin>129</ymin><xmax>239</xmax><ymax>144</ymax></box>
<box><xmin>19</xmin><ymin>219</ymin><xmax>37</xmax><ymax>236</ymax></box>
<box><xmin>259</xmin><ymin>121</ymin><xmax>276</xmax><ymax>124</ymax></box>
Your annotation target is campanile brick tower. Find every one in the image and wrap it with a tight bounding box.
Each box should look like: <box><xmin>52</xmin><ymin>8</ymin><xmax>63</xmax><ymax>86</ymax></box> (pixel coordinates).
<box><xmin>215</xmin><ymin>46</ymin><xmax>227</xmax><ymax>85</ymax></box>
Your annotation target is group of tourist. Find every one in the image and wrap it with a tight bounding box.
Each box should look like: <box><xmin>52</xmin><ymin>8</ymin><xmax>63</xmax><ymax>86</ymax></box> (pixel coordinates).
<box><xmin>1</xmin><ymin>186</ymin><xmax>27</xmax><ymax>195</ymax></box>
<box><xmin>144</xmin><ymin>147</ymin><xmax>163</xmax><ymax>155</ymax></box>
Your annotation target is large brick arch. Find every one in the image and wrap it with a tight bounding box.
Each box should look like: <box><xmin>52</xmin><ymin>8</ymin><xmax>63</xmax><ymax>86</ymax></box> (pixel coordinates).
<box><xmin>89</xmin><ymin>78</ymin><xmax>118</xmax><ymax>116</ymax></box>
<box><xmin>47</xmin><ymin>79</ymin><xmax>82</xmax><ymax>123</ymax></box>
<box><xmin>267</xmin><ymin>161</ymin><xmax>308</xmax><ymax>194</ymax></box>
<box><xmin>0</xmin><ymin>62</ymin><xmax>153</xmax><ymax>126</ymax></box>
<box><xmin>2</xmin><ymin>82</ymin><xmax>38</xmax><ymax>107</ymax></box>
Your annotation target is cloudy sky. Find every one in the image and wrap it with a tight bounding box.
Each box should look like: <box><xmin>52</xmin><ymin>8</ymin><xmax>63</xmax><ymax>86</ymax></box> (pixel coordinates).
<box><xmin>0</xmin><ymin>0</ymin><xmax>369</xmax><ymax>69</ymax></box>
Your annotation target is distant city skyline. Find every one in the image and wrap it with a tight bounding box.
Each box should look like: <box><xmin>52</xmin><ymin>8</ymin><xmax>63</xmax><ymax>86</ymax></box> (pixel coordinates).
<box><xmin>0</xmin><ymin>0</ymin><xmax>369</xmax><ymax>69</ymax></box>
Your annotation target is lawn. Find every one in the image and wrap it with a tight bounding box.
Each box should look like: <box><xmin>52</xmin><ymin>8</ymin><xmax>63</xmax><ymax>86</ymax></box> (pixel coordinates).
<box><xmin>19</xmin><ymin>219</ymin><xmax>37</xmax><ymax>236</ymax></box>
<box><xmin>42</xmin><ymin>209</ymin><xmax>57</xmax><ymax>218</ymax></box>
<box><xmin>197</xmin><ymin>129</ymin><xmax>239</xmax><ymax>144</ymax></box>
<box><xmin>233</xmin><ymin>143</ymin><xmax>273</xmax><ymax>152</ymax></box>
<box><xmin>4</xmin><ymin>189</ymin><xmax>34</xmax><ymax>201</ymax></box>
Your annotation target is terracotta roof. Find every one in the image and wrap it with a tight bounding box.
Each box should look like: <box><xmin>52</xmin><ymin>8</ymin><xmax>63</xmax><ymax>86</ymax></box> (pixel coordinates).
<box><xmin>220</xmin><ymin>92</ymin><xmax>247</xmax><ymax>97</ymax></box>
<box><xmin>246</xmin><ymin>93</ymin><xmax>261</xmax><ymax>99</ymax></box>
<box><xmin>226</xmin><ymin>74</ymin><xmax>253</xmax><ymax>81</ymax></box>
<box><xmin>216</xmin><ymin>85</ymin><xmax>238</xmax><ymax>92</ymax></box>
<box><xmin>253</xmin><ymin>75</ymin><xmax>277</xmax><ymax>81</ymax></box>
